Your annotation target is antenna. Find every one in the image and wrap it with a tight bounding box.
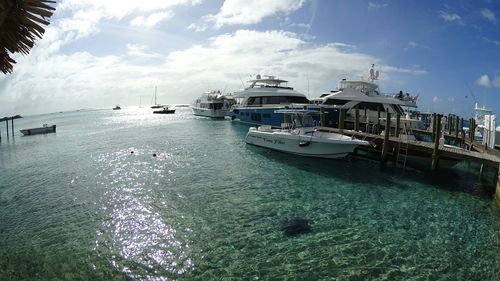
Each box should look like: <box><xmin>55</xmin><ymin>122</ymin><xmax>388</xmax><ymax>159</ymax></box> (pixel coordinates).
<box><xmin>237</xmin><ymin>74</ymin><xmax>245</xmax><ymax>88</ymax></box>
<box><xmin>461</xmin><ymin>77</ymin><xmax>478</xmax><ymax>104</ymax></box>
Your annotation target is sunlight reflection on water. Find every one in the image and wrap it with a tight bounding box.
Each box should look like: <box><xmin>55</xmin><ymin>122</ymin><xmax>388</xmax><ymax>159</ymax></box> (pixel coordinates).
<box><xmin>93</xmin><ymin>147</ymin><xmax>194</xmax><ymax>279</ymax></box>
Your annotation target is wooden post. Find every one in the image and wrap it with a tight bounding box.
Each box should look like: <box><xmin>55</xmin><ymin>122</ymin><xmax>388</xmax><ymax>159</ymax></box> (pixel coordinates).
<box><xmin>354</xmin><ymin>107</ymin><xmax>360</xmax><ymax>131</ymax></box>
<box><xmin>454</xmin><ymin>116</ymin><xmax>459</xmax><ymax>138</ymax></box>
<box><xmin>381</xmin><ymin>112</ymin><xmax>391</xmax><ymax>162</ymax></box>
<box><xmin>396</xmin><ymin>114</ymin><xmax>401</xmax><ymax>138</ymax></box>
<box><xmin>339</xmin><ymin>109</ymin><xmax>345</xmax><ymax>131</ymax></box>
<box><xmin>460</xmin><ymin>118</ymin><xmax>464</xmax><ymax>147</ymax></box>
<box><xmin>495</xmin><ymin>165</ymin><xmax>500</xmax><ymax>207</ymax></box>
<box><xmin>377</xmin><ymin>106</ymin><xmax>381</xmax><ymax>134</ymax></box>
<box><xmin>446</xmin><ymin>114</ymin><xmax>453</xmax><ymax>135</ymax></box>
<box><xmin>431</xmin><ymin>114</ymin><xmax>441</xmax><ymax>171</ymax></box>
<box><xmin>5</xmin><ymin>120</ymin><xmax>9</xmax><ymax>140</ymax></box>
<box><xmin>431</xmin><ymin>113</ymin><xmax>437</xmax><ymax>141</ymax></box>
<box><xmin>319</xmin><ymin>107</ymin><xmax>324</xmax><ymax>127</ymax></box>
<box><xmin>11</xmin><ymin>118</ymin><xmax>14</xmax><ymax>136</ymax></box>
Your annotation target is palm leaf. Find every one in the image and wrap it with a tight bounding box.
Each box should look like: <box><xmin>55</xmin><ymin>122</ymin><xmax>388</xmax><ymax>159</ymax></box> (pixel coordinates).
<box><xmin>0</xmin><ymin>0</ymin><xmax>56</xmax><ymax>74</ymax></box>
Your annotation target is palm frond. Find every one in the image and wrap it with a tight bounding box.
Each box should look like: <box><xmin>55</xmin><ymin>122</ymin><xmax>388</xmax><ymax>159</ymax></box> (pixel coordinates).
<box><xmin>0</xmin><ymin>0</ymin><xmax>56</xmax><ymax>74</ymax></box>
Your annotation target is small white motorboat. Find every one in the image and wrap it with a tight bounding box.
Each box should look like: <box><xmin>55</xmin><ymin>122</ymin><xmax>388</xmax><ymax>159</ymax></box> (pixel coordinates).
<box><xmin>245</xmin><ymin>109</ymin><xmax>369</xmax><ymax>159</ymax></box>
<box><xmin>20</xmin><ymin>124</ymin><xmax>56</xmax><ymax>136</ymax></box>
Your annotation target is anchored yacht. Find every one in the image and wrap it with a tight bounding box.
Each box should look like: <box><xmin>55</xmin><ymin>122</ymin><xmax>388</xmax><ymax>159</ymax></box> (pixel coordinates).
<box><xmin>228</xmin><ymin>75</ymin><xmax>310</xmax><ymax>127</ymax></box>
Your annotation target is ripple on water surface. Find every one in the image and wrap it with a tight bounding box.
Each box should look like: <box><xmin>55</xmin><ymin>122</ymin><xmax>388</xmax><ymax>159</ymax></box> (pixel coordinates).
<box><xmin>0</xmin><ymin>109</ymin><xmax>499</xmax><ymax>280</ymax></box>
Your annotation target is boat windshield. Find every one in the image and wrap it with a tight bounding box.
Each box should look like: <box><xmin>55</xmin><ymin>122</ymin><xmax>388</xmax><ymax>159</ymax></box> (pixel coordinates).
<box><xmin>293</xmin><ymin>114</ymin><xmax>314</xmax><ymax>127</ymax></box>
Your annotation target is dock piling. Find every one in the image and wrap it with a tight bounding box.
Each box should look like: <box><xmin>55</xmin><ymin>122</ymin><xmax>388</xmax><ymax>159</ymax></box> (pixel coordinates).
<box><xmin>339</xmin><ymin>109</ymin><xmax>345</xmax><ymax>132</ymax></box>
<box><xmin>431</xmin><ymin>114</ymin><xmax>441</xmax><ymax>171</ymax></box>
<box><xmin>381</xmin><ymin>112</ymin><xmax>391</xmax><ymax>162</ymax></box>
<box><xmin>431</xmin><ymin>113</ymin><xmax>437</xmax><ymax>141</ymax></box>
<box><xmin>319</xmin><ymin>107</ymin><xmax>324</xmax><ymax>127</ymax></box>
<box><xmin>354</xmin><ymin>107</ymin><xmax>360</xmax><ymax>131</ymax></box>
<box><xmin>496</xmin><ymin>165</ymin><xmax>500</xmax><ymax>206</ymax></box>
<box><xmin>377</xmin><ymin>106</ymin><xmax>381</xmax><ymax>134</ymax></box>
<box><xmin>396</xmin><ymin>114</ymin><xmax>401</xmax><ymax>138</ymax></box>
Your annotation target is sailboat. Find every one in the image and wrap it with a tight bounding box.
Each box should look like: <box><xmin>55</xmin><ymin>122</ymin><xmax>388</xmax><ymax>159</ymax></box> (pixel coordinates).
<box><xmin>151</xmin><ymin>86</ymin><xmax>163</xmax><ymax>109</ymax></box>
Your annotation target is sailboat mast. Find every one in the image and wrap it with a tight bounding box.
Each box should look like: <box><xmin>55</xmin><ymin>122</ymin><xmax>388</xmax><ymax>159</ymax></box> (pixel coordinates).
<box><xmin>155</xmin><ymin>86</ymin><xmax>157</xmax><ymax>105</ymax></box>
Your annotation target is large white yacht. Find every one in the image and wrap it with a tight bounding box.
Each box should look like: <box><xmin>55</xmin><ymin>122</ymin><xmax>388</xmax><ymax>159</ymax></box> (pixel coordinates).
<box><xmin>315</xmin><ymin>66</ymin><xmax>421</xmax><ymax>131</ymax></box>
<box><xmin>191</xmin><ymin>91</ymin><xmax>234</xmax><ymax>118</ymax></box>
<box><xmin>228</xmin><ymin>75</ymin><xmax>310</xmax><ymax>127</ymax></box>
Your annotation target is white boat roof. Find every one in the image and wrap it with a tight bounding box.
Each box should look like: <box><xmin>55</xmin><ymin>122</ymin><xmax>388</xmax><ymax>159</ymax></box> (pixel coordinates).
<box><xmin>322</xmin><ymin>79</ymin><xmax>406</xmax><ymax>106</ymax></box>
<box><xmin>324</xmin><ymin>89</ymin><xmax>406</xmax><ymax>105</ymax></box>
<box><xmin>233</xmin><ymin>75</ymin><xmax>306</xmax><ymax>98</ymax></box>
<box><xmin>248</xmin><ymin>77</ymin><xmax>288</xmax><ymax>85</ymax></box>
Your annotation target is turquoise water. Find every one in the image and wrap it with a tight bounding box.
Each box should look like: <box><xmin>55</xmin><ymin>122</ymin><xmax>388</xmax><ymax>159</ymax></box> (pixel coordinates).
<box><xmin>0</xmin><ymin>108</ymin><xmax>499</xmax><ymax>280</ymax></box>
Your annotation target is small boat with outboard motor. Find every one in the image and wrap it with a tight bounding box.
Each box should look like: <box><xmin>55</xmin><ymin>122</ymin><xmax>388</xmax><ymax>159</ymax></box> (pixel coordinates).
<box><xmin>20</xmin><ymin>124</ymin><xmax>56</xmax><ymax>136</ymax></box>
<box><xmin>245</xmin><ymin>109</ymin><xmax>369</xmax><ymax>158</ymax></box>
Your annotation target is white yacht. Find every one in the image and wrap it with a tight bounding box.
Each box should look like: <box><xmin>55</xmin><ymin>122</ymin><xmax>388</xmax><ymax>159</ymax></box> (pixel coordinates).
<box><xmin>245</xmin><ymin>109</ymin><xmax>369</xmax><ymax>159</ymax></box>
<box><xmin>315</xmin><ymin>66</ymin><xmax>422</xmax><ymax>131</ymax></box>
<box><xmin>229</xmin><ymin>75</ymin><xmax>310</xmax><ymax>127</ymax></box>
<box><xmin>191</xmin><ymin>91</ymin><xmax>234</xmax><ymax>118</ymax></box>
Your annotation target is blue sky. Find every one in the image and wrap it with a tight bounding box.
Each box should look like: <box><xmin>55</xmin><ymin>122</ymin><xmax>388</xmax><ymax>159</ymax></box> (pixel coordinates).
<box><xmin>0</xmin><ymin>0</ymin><xmax>499</xmax><ymax>118</ymax></box>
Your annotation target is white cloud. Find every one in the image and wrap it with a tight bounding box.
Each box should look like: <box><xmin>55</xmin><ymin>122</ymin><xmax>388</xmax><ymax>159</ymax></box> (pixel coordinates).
<box><xmin>368</xmin><ymin>2</ymin><xmax>388</xmax><ymax>9</ymax></box>
<box><xmin>200</xmin><ymin>0</ymin><xmax>306</xmax><ymax>29</ymax></box>
<box><xmin>481</xmin><ymin>8</ymin><xmax>496</xmax><ymax>24</ymax></box>
<box><xmin>0</xmin><ymin>29</ymin><xmax>427</xmax><ymax>115</ymax></box>
<box><xmin>438</xmin><ymin>11</ymin><xmax>464</xmax><ymax>25</ymax></box>
<box><xmin>476</xmin><ymin>74</ymin><xmax>500</xmax><ymax>88</ymax></box>
<box><xmin>476</xmin><ymin>74</ymin><xmax>491</xmax><ymax>87</ymax></box>
<box><xmin>130</xmin><ymin>11</ymin><xmax>174</xmax><ymax>28</ymax></box>
<box><xmin>404</xmin><ymin>41</ymin><xmax>429</xmax><ymax>51</ymax></box>
<box><xmin>56</xmin><ymin>0</ymin><xmax>199</xmax><ymax>38</ymax></box>
<box><xmin>482</xmin><ymin>36</ymin><xmax>500</xmax><ymax>47</ymax></box>
<box><xmin>126</xmin><ymin>44</ymin><xmax>163</xmax><ymax>59</ymax></box>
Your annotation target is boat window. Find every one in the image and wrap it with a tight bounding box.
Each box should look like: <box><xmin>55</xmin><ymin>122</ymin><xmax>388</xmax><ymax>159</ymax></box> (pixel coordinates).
<box><xmin>323</xmin><ymin>99</ymin><xmax>349</xmax><ymax>106</ymax></box>
<box><xmin>251</xmin><ymin>113</ymin><xmax>261</xmax><ymax>122</ymax></box>
<box><xmin>301</xmin><ymin>115</ymin><xmax>314</xmax><ymax>127</ymax></box>
<box><xmin>247</xmin><ymin>97</ymin><xmax>262</xmax><ymax>106</ymax></box>
<box><xmin>357</xmin><ymin>102</ymin><xmax>385</xmax><ymax>112</ymax></box>
<box><xmin>391</xmin><ymin>105</ymin><xmax>404</xmax><ymax>115</ymax></box>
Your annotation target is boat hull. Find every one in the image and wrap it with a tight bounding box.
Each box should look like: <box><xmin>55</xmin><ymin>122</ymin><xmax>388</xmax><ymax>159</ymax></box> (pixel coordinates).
<box><xmin>20</xmin><ymin>125</ymin><xmax>56</xmax><ymax>136</ymax></box>
<box><xmin>245</xmin><ymin>128</ymin><xmax>365</xmax><ymax>159</ymax></box>
<box><xmin>191</xmin><ymin>107</ymin><xmax>228</xmax><ymax>118</ymax></box>
<box><xmin>153</xmin><ymin>109</ymin><xmax>176</xmax><ymax>114</ymax></box>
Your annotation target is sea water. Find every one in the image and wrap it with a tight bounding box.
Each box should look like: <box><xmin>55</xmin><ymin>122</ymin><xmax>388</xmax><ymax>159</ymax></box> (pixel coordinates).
<box><xmin>0</xmin><ymin>108</ymin><xmax>499</xmax><ymax>280</ymax></box>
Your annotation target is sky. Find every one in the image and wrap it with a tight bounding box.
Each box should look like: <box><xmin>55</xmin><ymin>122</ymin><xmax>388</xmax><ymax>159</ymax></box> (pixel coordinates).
<box><xmin>0</xmin><ymin>0</ymin><xmax>499</xmax><ymax>118</ymax></box>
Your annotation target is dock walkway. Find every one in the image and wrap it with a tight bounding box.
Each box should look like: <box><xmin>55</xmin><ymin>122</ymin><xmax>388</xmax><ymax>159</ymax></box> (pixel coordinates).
<box><xmin>317</xmin><ymin>127</ymin><xmax>500</xmax><ymax>168</ymax></box>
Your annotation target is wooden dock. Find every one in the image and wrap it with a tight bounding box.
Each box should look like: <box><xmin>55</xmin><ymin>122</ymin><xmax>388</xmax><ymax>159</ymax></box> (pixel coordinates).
<box><xmin>317</xmin><ymin>126</ymin><xmax>500</xmax><ymax>168</ymax></box>
<box><xmin>0</xmin><ymin>115</ymin><xmax>22</xmax><ymax>141</ymax></box>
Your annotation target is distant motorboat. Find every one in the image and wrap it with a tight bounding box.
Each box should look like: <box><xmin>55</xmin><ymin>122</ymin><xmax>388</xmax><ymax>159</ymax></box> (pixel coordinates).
<box><xmin>20</xmin><ymin>124</ymin><xmax>56</xmax><ymax>136</ymax></box>
<box><xmin>112</xmin><ymin>105</ymin><xmax>121</xmax><ymax>110</ymax></box>
<box><xmin>153</xmin><ymin>106</ymin><xmax>176</xmax><ymax>114</ymax></box>
<box><xmin>245</xmin><ymin>109</ymin><xmax>369</xmax><ymax>159</ymax></box>
<box><xmin>192</xmin><ymin>90</ymin><xmax>235</xmax><ymax>118</ymax></box>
